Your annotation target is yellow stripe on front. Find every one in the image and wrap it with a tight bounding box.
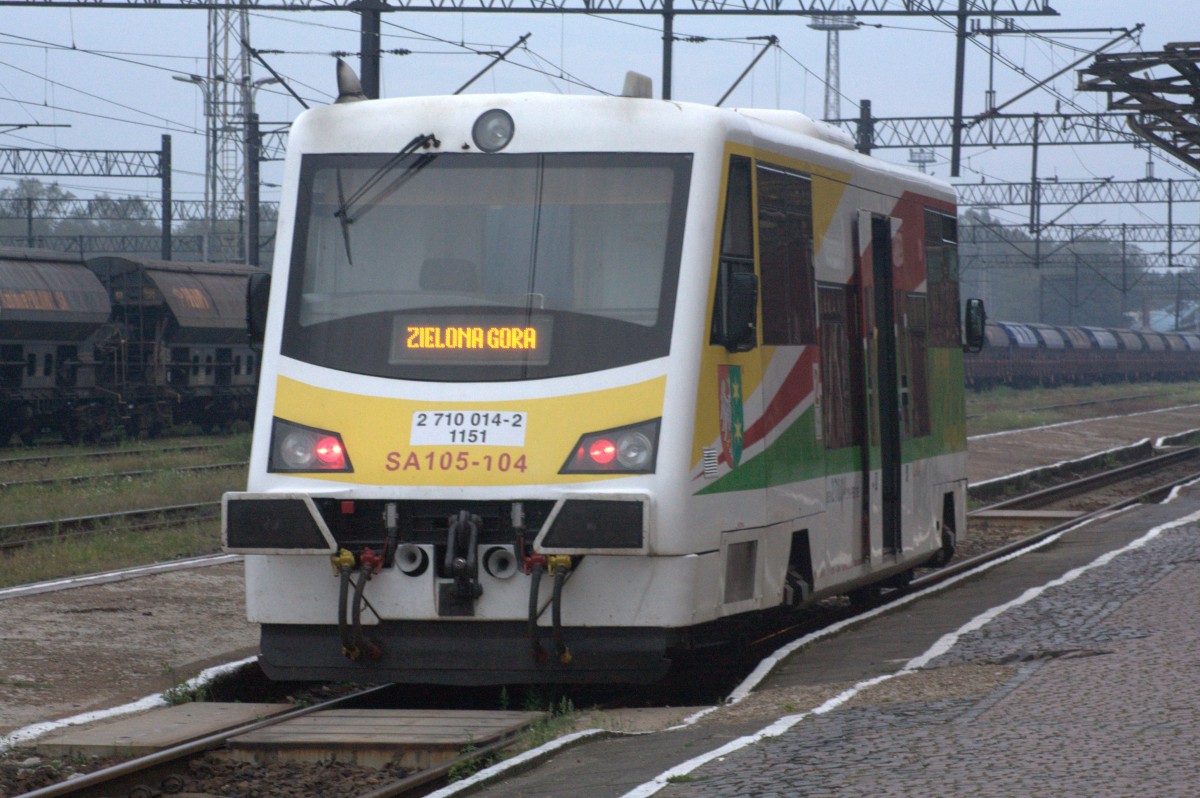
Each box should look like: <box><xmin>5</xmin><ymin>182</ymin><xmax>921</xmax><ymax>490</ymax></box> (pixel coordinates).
<box><xmin>273</xmin><ymin>374</ymin><xmax>667</xmax><ymax>486</ymax></box>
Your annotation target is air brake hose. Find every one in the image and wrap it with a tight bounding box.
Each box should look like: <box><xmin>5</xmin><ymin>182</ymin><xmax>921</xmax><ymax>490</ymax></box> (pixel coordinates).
<box><xmin>552</xmin><ymin>568</ymin><xmax>571</xmax><ymax>665</ymax></box>
<box><xmin>337</xmin><ymin>563</ymin><xmax>356</xmax><ymax>660</ymax></box>
<box><xmin>527</xmin><ymin>564</ymin><xmax>546</xmax><ymax>662</ymax></box>
<box><xmin>331</xmin><ymin>548</ymin><xmax>357</xmax><ymax>659</ymax></box>
<box><xmin>351</xmin><ymin>550</ymin><xmax>384</xmax><ymax>661</ymax></box>
<box><xmin>350</xmin><ymin>567</ymin><xmax>378</xmax><ymax>660</ymax></box>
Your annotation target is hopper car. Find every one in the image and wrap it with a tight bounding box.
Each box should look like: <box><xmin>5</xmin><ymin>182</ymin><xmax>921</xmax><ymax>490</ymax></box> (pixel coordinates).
<box><xmin>0</xmin><ymin>248</ymin><xmax>261</xmax><ymax>444</ymax></box>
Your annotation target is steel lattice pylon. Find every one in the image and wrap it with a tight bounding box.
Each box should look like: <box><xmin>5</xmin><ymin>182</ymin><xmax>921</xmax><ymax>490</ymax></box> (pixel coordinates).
<box><xmin>208</xmin><ymin>9</ymin><xmax>250</xmax><ymax>228</ymax></box>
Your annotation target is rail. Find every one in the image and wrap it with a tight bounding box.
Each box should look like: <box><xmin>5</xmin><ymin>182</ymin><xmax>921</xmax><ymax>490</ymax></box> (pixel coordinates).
<box><xmin>969</xmin><ymin>445</ymin><xmax>1200</xmax><ymax>515</ymax></box>
<box><xmin>0</xmin><ymin>461</ymin><xmax>246</xmax><ymax>491</ymax></box>
<box><xmin>0</xmin><ymin>443</ymin><xmax>224</xmax><ymax>468</ymax></box>
<box><xmin>15</xmin><ymin>685</ymin><xmax>397</xmax><ymax>798</ymax></box>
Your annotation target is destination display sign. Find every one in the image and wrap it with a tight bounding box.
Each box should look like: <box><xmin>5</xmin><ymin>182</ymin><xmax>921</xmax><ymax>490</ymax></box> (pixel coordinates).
<box><xmin>390</xmin><ymin>314</ymin><xmax>552</xmax><ymax>365</ymax></box>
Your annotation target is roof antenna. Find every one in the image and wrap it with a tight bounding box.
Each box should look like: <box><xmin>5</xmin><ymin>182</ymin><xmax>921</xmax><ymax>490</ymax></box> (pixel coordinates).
<box><xmin>622</xmin><ymin>71</ymin><xmax>653</xmax><ymax>99</ymax></box>
<box><xmin>336</xmin><ymin>58</ymin><xmax>368</xmax><ymax>104</ymax></box>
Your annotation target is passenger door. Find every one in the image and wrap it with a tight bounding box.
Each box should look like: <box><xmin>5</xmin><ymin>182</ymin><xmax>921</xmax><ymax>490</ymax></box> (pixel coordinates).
<box><xmin>857</xmin><ymin>211</ymin><xmax>904</xmax><ymax>557</ymax></box>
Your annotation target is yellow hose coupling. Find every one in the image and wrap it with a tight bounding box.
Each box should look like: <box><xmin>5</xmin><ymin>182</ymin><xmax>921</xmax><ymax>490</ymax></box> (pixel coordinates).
<box><xmin>545</xmin><ymin>554</ymin><xmax>573</xmax><ymax>575</ymax></box>
<box><xmin>331</xmin><ymin>548</ymin><xmax>356</xmax><ymax>575</ymax></box>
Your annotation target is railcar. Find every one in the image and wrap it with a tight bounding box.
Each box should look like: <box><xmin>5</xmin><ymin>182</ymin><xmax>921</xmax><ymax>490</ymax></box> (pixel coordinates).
<box><xmin>223</xmin><ymin>68</ymin><xmax>985</xmax><ymax>685</ymax></box>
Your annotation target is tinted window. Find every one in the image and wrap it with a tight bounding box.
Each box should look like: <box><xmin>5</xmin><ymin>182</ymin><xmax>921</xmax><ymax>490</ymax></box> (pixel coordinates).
<box><xmin>710</xmin><ymin>155</ymin><xmax>754</xmax><ymax>346</ymax></box>
<box><xmin>757</xmin><ymin>164</ymin><xmax>815</xmax><ymax>346</ymax></box>
<box><xmin>925</xmin><ymin>209</ymin><xmax>961</xmax><ymax>348</ymax></box>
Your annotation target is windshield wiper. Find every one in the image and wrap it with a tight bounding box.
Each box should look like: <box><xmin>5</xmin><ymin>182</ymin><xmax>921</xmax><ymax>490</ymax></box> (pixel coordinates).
<box><xmin>333</xmin><ymin>132</ymin><xmax>440</xmax><ymax>266</ymax></box>
<box><xmin>335</xmin><ymin>169</ymin><xmax>354</xmax><ymax>266</ymax></box>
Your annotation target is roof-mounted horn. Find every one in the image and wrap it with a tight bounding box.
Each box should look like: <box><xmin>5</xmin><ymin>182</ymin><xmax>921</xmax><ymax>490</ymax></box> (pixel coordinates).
<box><xmin>335</xmin><ymin>58</ymin><xmax>368</xmax><ymax>104</ymax></box>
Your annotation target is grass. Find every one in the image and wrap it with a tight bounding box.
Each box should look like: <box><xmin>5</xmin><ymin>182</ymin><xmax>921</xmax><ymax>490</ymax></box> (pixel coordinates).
<box><xmin>965</xmin><ymin>380</ymin><xmax>1200</xmax><ymax>436</ymax></box>
<box><xmin>161</xmin><ymin>663</ymin><xmax>211</xmax><ymax>705</ymax></box>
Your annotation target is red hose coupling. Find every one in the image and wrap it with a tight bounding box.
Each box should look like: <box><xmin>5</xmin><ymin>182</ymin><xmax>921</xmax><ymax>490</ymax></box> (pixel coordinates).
<box><xmin>522</xmin><ymin>552</ymin><xmax>547</xmax><ymax>575</ymax></box>
<box><xmin>359</xmin><ymin>547</ymin><xmax>384</xmax><ymax>574</ymax></box>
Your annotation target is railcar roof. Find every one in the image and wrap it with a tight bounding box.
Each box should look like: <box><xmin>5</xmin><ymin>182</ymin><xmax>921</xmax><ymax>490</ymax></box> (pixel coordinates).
<box><xmin>0</xmin><ymin>247</ymin><xmax>111</xmax><ymax>329</ymax></box>
<box><xmin>88</xmin><ymin>255</ymin><xmax>262</xmax><ymax>339</ymax></box>
<box><xmin>291</xmin><ymin>92</ymin><xmax>953</xmax><ymax>202</ymax></box>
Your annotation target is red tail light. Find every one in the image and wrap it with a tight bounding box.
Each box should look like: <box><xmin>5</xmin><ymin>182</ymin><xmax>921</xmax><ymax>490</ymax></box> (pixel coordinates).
<box><xmin>269</xmin><ymin>418</ymin><xmax>354</xmax><ymax>473</ymax></box>
<box><xmin>561</xmin><ymin>419</ymin><xmax>660</xmax><ymax>474</ymax></box>
<box><xmin>315</xmin><ymin>436</ymin><xmax>345</xmax><ymax>467</ymax></box>
<box><xmin>587</xmin><ymin>439</ymin><xmax>617</xmax><ymax>465</ymax></box>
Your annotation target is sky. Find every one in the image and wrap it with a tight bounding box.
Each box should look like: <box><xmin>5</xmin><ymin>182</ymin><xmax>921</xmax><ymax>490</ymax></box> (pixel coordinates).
<box><xmin>0</xmin><ymin>0</ymin><xmax>1194</xmax><ymax>247</ymax></box>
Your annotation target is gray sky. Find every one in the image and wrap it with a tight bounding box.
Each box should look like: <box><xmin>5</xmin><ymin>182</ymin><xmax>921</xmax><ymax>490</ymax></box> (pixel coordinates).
<box><xmin>0</xmin><ymin>0</ymin><xmax>1193</xmax><ymax>237</ymax></box>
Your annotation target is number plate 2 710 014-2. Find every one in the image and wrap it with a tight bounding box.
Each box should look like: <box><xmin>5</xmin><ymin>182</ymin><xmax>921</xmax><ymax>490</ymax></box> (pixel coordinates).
<box><xmin>410</xmin><ymin>411</ymin><xmax>527</xmax><ymax>446</ymax></box>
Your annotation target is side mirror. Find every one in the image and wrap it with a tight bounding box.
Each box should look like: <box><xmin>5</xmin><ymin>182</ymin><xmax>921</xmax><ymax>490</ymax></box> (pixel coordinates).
<box><xmin>247</xmin><ymin>271</ymin><xmax>271</xmax><ymax>348</ymax></box>
<box><xmin>963</xmin><ymin>297</ymin><xmax>986</xmax><ymax>354</ymax></box>
<box><xmin>714</xmin><ymin>268</ymin><xmax>758</xmax><ymax>352</ymax></box>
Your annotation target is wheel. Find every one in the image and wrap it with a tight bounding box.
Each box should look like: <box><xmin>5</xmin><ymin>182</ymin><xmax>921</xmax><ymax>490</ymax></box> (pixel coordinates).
<box><xmin>928</xmin><ymin>527</ymin><xmax>957</xmax><ymax>568</ymax></box>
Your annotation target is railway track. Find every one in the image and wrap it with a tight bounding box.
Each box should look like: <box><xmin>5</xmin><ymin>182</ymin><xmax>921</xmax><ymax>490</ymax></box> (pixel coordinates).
<box><xmin>0</xmin><ymin>461</ymin><xmax>246</xmax><ymax>492</ymax></box>
<box><xmin>15</xmin><ymin>683</ymin><xmax>538</xmax><ymax>798</ymax></box>
<box><xmin>15</xmin><ymin>686</ymin><xmax>391</xmax><ymax>798</ymax></box>
<box><xmin>915</xmin><ymin>446</ymin><xmax>1200</xmax><ymax>593</ymax></box>
<box><xmin>958</xmin><ymin>443</ymin><xmax>1200</xmax><ymax>562</ymax></box>
<box><xmin>9</xmin><ymin>447</ymin><xmax>1200</xmax><ymax>798</ymax></box>
<box><xmin>0</xmin><ymin>443</ymin><xmax>226</xmax><ymax>469</ymax></box>
<box><xmin>973</xmin><ymin>444</ymin><xmax>1200</xmax><ymax>512</ymax></box>
<box><xmin>0</xmin><ymin>501</ymin><xmax>220</xmax><ymax>550</ymax></box>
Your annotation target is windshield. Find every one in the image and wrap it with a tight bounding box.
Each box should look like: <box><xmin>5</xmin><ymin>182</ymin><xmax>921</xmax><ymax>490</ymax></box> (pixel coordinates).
<box><xmin>282</xmin><ymin>151</ymin><xmax>691</xmax><ymax>381</ymax></box>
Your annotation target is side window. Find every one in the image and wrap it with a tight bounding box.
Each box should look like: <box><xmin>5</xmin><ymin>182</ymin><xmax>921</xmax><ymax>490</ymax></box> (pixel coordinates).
<box><xmin>925</xmin><ymin>210</ymin><xmax>961</xmax><ymax>348</ymax></box>
<box><xmin>819</xmin><ymin>283</ymin><xmax>862</xmax><ymax>449</ymax></box>
<box><xmin>710</xmin><ymin>155</ymin><xmax>755</xmax><ymax>345</ymax></box>
<box><xmin>904</xmin><ymin>293</ymin><xmax>930</xmax><ymax>438</ymax></box>
<box><xmin>757</xmin><ymin>164</ymin><xmax>816</xmax><ymax>345</ymax></box>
